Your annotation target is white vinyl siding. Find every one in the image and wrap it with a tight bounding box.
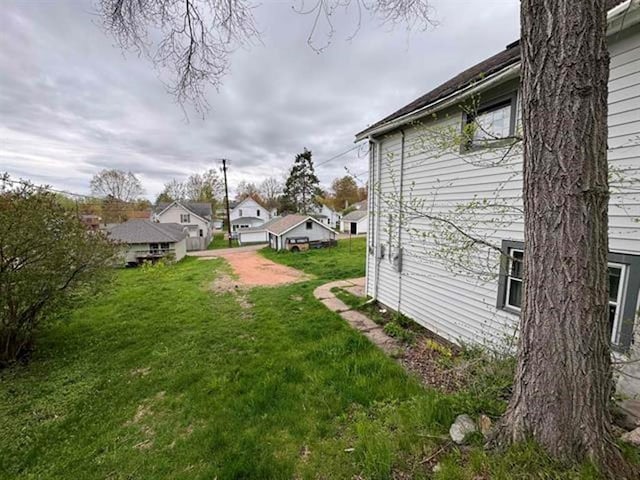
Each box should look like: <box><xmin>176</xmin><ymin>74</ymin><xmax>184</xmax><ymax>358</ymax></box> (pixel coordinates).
<box><xmin>366</xmin><ymin>25</ymin><xmax>640</xmax><ymax>349</ymax></box>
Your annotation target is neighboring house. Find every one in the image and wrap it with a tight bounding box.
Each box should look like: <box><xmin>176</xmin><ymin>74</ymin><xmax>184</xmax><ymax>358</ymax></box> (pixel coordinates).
<box><xmin>312</xmin><ymin>203</ymin><xmax>342</xmax><ymax>229</ymax></box>
<box><xmin>80</xmin><ymin>214</ymin><xmax>101</xmax><ymax>231</ymax></box>
<box><xmin>153</xmin><ymin>201</ymin><xmax>213</xmax><ymax>251</ymax></box>
<box><xmin>107</xmin><ymin>220</ymin><xmax>188</xmax><ymax>265</ymax></box>
<box><xmin>356</xmin><ymin>2</ymin><xmax>640</xmax><ymax>395</ymax></box>
<box><xmin>261</xmin><ymin>214</ymin><xmax>337</xmax><ymax>251</ymax></box>
<box><xmin>229</xmin><ymin>197</ymin><xmax>273</xmax><ymax>231</ymax></box>
<box><xmin>341</xmin><ymin>209</ymin><xmax>368</xmax><ymax>235</ymax></box>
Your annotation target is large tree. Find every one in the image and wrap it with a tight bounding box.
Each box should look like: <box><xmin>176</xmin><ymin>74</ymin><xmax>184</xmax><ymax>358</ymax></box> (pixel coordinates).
<box><xmin>90</xmin><ymin>169</ymin><xmax>144</xmax><ymax>203</ymax></box>
<box><xmin>234</xmin><ymin>180</ymin><xmax>261</xmax><ymax>202</ymax></box>
<box><xmin>282</xmin><ymin>149</ymin><xmax>322</xmax><ymax>214</ymax></box>
<box><xmin>496</xmin><ymin>1</ymin><xmax>635</xmax><ymax>477</ymax></box>
<box><xmin>329</xmin><ymin>175</ymin><xmax>360</xmax><ymax>210</ymax></box>
<box><xmin>259</xmin><ymin>177</ymin><xmax>283</xmax><ymax>211</ymax></box>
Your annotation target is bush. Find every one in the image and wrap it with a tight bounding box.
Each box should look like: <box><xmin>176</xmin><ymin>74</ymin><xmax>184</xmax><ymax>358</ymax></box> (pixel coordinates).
<box><xmin>0</xmin><ymin>176</ymin><xmax>118</xmax><ymax>365</ymax></box>
<box><xmin>383</xmin><ymin>322</ymin><xmax>416</xmax><ymax>345</ymax></box>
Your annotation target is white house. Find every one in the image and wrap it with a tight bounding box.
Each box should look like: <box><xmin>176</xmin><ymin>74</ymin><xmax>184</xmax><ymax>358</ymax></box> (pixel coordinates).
<box><xmin>341</xmin><ymin>209</ymin><xmax>368</xmax><ymax>235</ymax></box>
<box><xmin>153</xmin><ymin>201</ymin><xmax>213</xmax><ymax>250</ymax></box>
<box><xmin>107</xmin><ymin>220</ymin><xmax>188</xmax><ymax>266</ymax></box>
<box><xmin>229</xmin><ymin>197</ymin><xmax>273</xmax><ymax>231</ymax></box>
<box><xmin>260</xmin><ymin>214</ymin><xmax>337</xmax><ymax>251</ymax></box>
<box><xmin>356</xmin><ymin>2</ymin><xmax>640</xmax><ymax>395</ymax></box>
<box><xmin>312</xmin><ymin>203</ymin><xmax>342</xmax><ymax>229</ymax></box>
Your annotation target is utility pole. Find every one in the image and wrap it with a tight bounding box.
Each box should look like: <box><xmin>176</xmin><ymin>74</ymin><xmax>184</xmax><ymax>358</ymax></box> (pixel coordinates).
<box><xmin>222</xmin><ymin>159</ymin><xmax>232</xmax><ymax>247</ymax></box>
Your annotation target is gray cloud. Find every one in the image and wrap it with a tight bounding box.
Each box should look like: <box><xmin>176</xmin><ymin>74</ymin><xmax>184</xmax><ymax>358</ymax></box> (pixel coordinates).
<box><xmin>0</xmin><ymin>0</ymin><xmax>519</xmax><ymax>199</ymax></box>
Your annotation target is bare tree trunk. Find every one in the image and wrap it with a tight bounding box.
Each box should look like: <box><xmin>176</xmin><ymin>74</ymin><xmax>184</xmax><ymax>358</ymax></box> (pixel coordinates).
<box><xmin>497</xmin><ymin>1</ymin><xmax>636</xmax><ymax>477</ymax></box>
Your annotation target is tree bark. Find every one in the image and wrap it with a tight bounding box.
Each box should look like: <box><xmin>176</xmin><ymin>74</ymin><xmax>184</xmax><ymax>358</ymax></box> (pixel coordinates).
<box><xmin>497</xmin><ymin>1</ymin><xmax>636</xmax><ymax>477</ymax></box>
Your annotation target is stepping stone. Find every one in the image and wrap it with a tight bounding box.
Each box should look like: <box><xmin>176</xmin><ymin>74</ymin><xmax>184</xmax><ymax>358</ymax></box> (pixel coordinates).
<box><xmin>340</xmin><ymin>310</ymin><xmax>379</xmax><ymax>331</ymax></box>
<box><xmin>320</xmin><ymin>297</ymin><xmax>350</xmax><ymax>313</ymax></box>
<box><xmin>313</xmin><ymin>285</ymin><xmax>334</xmax><ymax>300</ymax></box>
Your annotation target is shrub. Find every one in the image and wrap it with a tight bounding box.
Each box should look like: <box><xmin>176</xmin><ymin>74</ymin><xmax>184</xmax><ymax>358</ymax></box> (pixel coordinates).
<box><xmin>383</xmin><ymin>322</ymin><xmax>416</xmax><ymax>345</ymax></box>
<box><xmin>0</xmin><ymin>175</ymin><xmax>118</xmax><ymax>365</ymax></box>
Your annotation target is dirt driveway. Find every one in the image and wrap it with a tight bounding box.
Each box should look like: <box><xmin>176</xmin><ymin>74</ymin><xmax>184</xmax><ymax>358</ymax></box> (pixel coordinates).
<box><xmin>199</xmin><ymin>249</ymin><xmax>308</xmax><ymax>287</ymax></box>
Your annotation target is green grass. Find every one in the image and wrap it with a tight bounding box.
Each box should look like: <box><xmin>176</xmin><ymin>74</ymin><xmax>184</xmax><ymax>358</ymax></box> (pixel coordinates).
<box><xmin>260</xmin><ymin>236</ymin><xmax>367</xmax><ymax>280</ymax></box>
<box><xmin>0</xmin><ymin>256</ymin><xmax>457</xmax><ymax>479</ymax></box>
<box><xmin>207</xmin><ymin>232</ymin><xmax>238</xmax><ymax>249</ymax></box>
<box><xmin>2</xmin><ymin>243</ymin><xmax>634</xmax><ymax>479</ymax></box>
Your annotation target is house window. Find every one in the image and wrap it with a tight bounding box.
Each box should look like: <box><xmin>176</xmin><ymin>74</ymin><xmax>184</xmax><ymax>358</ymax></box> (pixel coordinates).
<box><xmin>199</xmin><ymin>229</ymin><xmax>203</xmax><ymax>237</ymax></box>
<box><xmin>239</xmin><ymin>209</ymin><xmax>243</xmax><ymax>217</ymax></box>
<box><xmin>180</xmin><ymin>213</ymin><xmax>190</xmax><ymax>223</ymax></box>
<box><xmin>504</xmin><ymin>248</ymin><xmax>524</xmax><ymax>310</ymax></box>
<box><xmin>306</xmin><ymin>221</ymin><xmax>313</xmax><ymax>230</ymax></box>
<box><xmin>464</xmin><ymin>94</ymin><xmax>516</xmax><ymax>149</ymax></box>
<box><xmin>257</xmin><ymin>209</ymin><xmax>260</xmax><ymax>217</ymax></box>
<box><xmin>160</xmin><ymin>243</ymin><xmax>170</xmax><ymax>251</ymax></box>
<box><xmin>497</xmin><ymin>240</ymin><xmax>640</xmax><ymax>351</ymax></box>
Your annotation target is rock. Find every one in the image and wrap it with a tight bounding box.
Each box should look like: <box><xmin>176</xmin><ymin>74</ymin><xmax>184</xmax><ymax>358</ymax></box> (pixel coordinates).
<box><xmin>477</xmin><ymin>414</ymin><xmax>492</xmax><ymax>438</ymax></box>
<box><xmin>432</xmin><ymin>463</ymin><xmax>441</xmax><ymax>473</ymax></box>
<box><xmin>614</xmin><ymin>399</ymin><xmax>640</xmax><ymax>431</ymax></box>
<box><xmin>449</xmin><ymin>414</ymin><xmax>477</xmax><ymax>444</ymax></box>
<box><xmin>621</xmin><ymin>427</ymin><xmax>640</xmax><ymax>446</ymax></box>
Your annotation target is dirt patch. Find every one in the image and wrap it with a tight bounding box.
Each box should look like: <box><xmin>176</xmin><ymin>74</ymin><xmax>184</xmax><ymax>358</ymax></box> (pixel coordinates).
<box><xmin>212</xmin><ymin>251</ymin><xmax>309</xmax><ymax>287</ymax></box>
<box><xmin>130</xmin><ymin>367</ymin><xmax>151</xmax><ymax>377</ymax></box>
<box><xmin>208</xmin><ymin>272</ymin><xmax>240</xmax><ymax>294</ymax></box>
<box><xmin>401</xmin><ymin>340</ymin><xmax>466</xmax><ymax>393</ymax></box>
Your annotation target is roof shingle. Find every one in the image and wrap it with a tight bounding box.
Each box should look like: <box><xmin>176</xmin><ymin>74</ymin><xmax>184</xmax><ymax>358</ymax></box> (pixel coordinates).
<box><xmin>108</xmin><ymin>220</ymin><xmax>188</xmax><ymax>244</ymax></box>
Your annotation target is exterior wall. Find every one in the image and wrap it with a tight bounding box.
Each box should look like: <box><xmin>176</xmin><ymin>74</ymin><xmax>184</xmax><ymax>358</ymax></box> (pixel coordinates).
<box><xmin>230</xmin><ymin>198</ymin><xmax>270</xmax><ymax>224</ymax></box>
<box><xmin>315</xmin><ymin>204</ymin><xmax>341</xmax><ymax>228</ymax></box>
<box><xmin>367</xmin><ymin>26</ymin><xmax>640</xmax><ymax>387</ymax></box>
<box><xmin>238</xmin><ymin>230</ymin><xmax>268</xmax><ymax>245</ymax></box>
<box><xmin>274</xmin><ymin>221</ymin><xmax>337</xmax><ymax>250</ymax></box>
<box><xmin>156</xmin><ymin>203</ymin><xmax>212</xmax><ymax>244</ymax></box>
<box><xmin>342</xmin><ymin>216</ymin><xmax>369</xmax><ymax>234</ymax></box>
<box><xmin>121</xmin><ymin>240</ymin><xmax>185</xmax><ymax>264</ymax></box>
<box><xmin>231</xmin><ymin>217</ymin><xmax>264</xmax><ymax>230</ymax></box>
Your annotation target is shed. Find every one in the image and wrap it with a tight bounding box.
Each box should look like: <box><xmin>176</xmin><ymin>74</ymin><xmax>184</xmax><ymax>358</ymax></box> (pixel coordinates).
<box><xmin>341</xmin><ymin>210</ymin><xmax>369</xmax><ymax>235</ymax></box>
<box><xmin>107</xmin><ymin>220</ymin><xmax>188</xmax><ymax>265</ymax></box>
<box><xmin>264</xmin><ymin>214</ymin><xmax>337</xmax><ymax>251</ymax></box>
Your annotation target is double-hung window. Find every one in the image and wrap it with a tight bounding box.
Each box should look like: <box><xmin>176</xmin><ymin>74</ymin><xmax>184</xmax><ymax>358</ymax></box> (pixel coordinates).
<box><xmin>497</xmin><ymin>240</ymin><xmax>640</xmax><ymax>351</ymax></box>
<box><xmin>180</xmin><ymin>213</ymin><xmax>190</xmax><ymax>223</ymax></box>
<box><xmin>463</xmin><ymin>93</ymin><xmax>517</xmax><ymax>150</ymax></box>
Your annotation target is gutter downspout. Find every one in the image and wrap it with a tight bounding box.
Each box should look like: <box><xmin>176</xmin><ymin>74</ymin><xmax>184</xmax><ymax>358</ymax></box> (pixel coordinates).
<box><xmin>370</xmin><ymin>136</ymin><xmax>383</xmax><ymax>301</ymax></box>
<box><xmin>397</xmin><ymin>130</ymin><xmax>406</xmax><ymax>312</ymax></box>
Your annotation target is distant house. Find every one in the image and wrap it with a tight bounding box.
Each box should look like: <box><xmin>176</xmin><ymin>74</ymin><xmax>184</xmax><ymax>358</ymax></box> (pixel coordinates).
<box><xmin>312</xmin><ymin>203</ymin><xmax>342</xmax><ymax>229</ymax></box>
<box><xmin>80</xmin><ymin>214</ymin><xmax>101</xmax><ymax>231</ymax></box>
<box><xmin>341</xmin><ymin>209</ymin><xmax>368</xmax><ymax>235</ymax></box>
<box><xmin>229</xmin><ymin>197</ymin><xmax>274</xmax><ymax>231</ymax></box>
<box><xmin>262</xmin><ymin>214</ymin><xmax>337</xmax><ymax>251</ymax></box>
<box><xmin>107</xmin><ymin>220</ymin><xmax>188</xmax><ymax>266</ymax></box>
<box><xmin>153</xmin><ymin>201</ymin><xmax>213</xmax><ymax>251</ymax></box>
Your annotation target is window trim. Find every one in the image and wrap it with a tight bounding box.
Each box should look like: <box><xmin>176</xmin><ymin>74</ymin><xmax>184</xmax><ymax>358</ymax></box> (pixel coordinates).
<box><xmin>305</xmin><ymin>220</ymin><xmax>313</xmax><ymax>230</ymax></box>
<box><xmin>180</xmin><ymin>213</ymin><xmax>191</xmax><ymax>223</ymax></box>
<box><xmin>497</xmin><ymin>240</ymin><xmax>640</xmax><ymax>352</ymax></box>
<box><xmin>462</xmin><ymin>92</ymin><xmax>518</xmax><ymax>152</ymax></box>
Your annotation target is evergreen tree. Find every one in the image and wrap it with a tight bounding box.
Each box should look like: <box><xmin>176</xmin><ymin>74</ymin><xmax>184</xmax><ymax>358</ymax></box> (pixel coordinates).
<box><xmin>282</xmin><ymin>149</ymin><xmax>321</xmax><ymax>214</ymax></box>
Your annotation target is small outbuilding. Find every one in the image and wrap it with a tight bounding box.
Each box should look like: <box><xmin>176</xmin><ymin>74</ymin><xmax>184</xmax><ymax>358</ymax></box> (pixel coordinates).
<box><xmin>264</xmin><ymin>214</ymin><xmax>337</xmax><ymax>251</ymax></box>
<box><xmin>341</xmin><ymin>210</ymin><xmax>368</xmax><ymax>235</ymax></box>
<box><xmin>107</xmin><ymin>220</ymin><xmax>188</xmax><ymax>266</ymax></box>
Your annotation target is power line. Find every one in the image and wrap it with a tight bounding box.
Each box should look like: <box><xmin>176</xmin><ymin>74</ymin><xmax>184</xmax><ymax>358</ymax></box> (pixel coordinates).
<box><xmin>314</xmin><ymin>145</ymin><xmax>361</xmax><ymax>168</ymax></box>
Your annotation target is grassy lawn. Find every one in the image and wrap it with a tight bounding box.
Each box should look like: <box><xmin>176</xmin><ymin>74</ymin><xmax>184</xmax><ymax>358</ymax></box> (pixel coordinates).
<box><xmin>207</xmin><ymin>232</ymin><xmax>238</xmax><ymax>249</ymax></box>
<box><xmin>260</xmin><ymin>236</ymin><xmax>367</xmax><ymax>280</ymax></box>
<box><xmin>1</xmin><ymin>239</ymin><xmax>633</xmax><ymax>479</ymax></box>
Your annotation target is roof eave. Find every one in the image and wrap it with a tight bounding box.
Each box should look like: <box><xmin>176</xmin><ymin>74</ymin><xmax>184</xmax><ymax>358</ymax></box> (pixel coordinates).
<box><xmin>354</xmin><ymin>63</ymin><xmax>521</xmax><ymax>142</ymax></box>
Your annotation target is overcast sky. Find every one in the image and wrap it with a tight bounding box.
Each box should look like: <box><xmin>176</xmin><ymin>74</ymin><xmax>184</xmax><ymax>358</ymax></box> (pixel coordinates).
<box><xmin>0</xmin><ymin>0</ymin><xmax>519</xmax><ymax>200</ymax></box>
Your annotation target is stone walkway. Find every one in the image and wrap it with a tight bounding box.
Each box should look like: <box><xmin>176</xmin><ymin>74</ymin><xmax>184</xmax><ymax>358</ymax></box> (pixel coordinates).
<box><xmin>313</xmin><ymin>277</ymin><xmax>401</xmax><ymax>355</ymax></box>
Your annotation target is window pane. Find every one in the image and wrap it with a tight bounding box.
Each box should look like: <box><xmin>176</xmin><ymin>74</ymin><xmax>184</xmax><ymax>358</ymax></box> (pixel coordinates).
<box><xmin>473</xmin><ymin>104</ymin><xmax>512</xmax><ymax>141</ymax></box>
<box><xmin>510</xmin><ymin>250</ymin><xmax>523</xmax><ymax>279</ymax></box>
<box><xmin>609</xmin><ymin>304</ymin><xmax>618</xmax><ymax>336</ymax></box>
<box><xmin>608</xmin><ymin>266</ymin><xmax>621</xmax><ymax>303</ymax></box>
<box><xmin>508</xmin><ymin>279</ymin><xmax>522</xmax><ymax>308</ymax></box>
